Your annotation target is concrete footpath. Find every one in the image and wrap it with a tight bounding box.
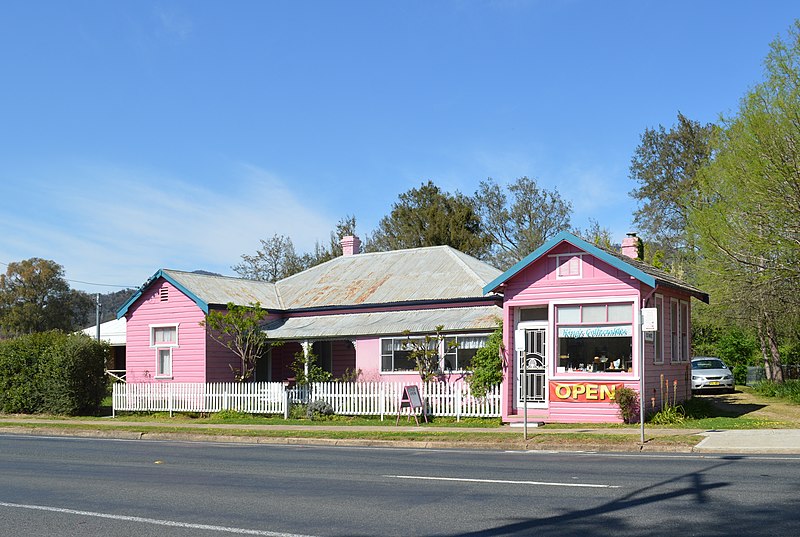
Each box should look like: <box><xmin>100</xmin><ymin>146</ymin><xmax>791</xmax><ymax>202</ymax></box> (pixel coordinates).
<box><xmin>693</xmin><ymin>429</ymin><xmax>800</xmax><ymax>454</ymax></box>
<box><xmin>0</xmin><ymin>417</ymin><xmax>799</xmax><ymax>454</ymax></box>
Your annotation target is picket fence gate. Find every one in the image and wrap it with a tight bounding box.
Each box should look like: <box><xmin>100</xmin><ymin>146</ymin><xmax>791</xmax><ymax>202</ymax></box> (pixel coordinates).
<box><xmin>112</xmin><ymin>381</ymin><xmax>501</xmax><ymax>419</ymax></box>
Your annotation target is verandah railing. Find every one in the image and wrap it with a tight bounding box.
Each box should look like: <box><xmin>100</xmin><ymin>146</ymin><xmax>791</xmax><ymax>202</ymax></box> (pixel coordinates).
<box><xmin>111</xmin><ymin>381</ymin><xmax>501</xmax><ymax>419</ymax></box>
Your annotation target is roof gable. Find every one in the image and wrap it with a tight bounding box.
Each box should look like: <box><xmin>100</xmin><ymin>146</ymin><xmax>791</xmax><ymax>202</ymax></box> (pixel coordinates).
<box><xmin>483</xmin><ymin>231</ymin><xmax>709</xmax><ymax>303</ymax></box>
<box><xmin>118</xmin><ymin>246</ymin><xmax>503</xmax><ymax>319</ymax></box>
<box><xmin>117</xmin><ymin>269</ymin><xmax>280</xmax><ymax>318</ymax></box>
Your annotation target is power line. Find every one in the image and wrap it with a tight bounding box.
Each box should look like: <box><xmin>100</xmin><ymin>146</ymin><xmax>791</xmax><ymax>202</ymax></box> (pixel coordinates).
<box><xmin>66</xmin><ymin>279</ymin><xmax>137</xmax><ymax>289</ymax></box>
<box><xmin>0</xmin><ymin>260</ymin><xmax>136</xmax><ymax>289</ymax></box>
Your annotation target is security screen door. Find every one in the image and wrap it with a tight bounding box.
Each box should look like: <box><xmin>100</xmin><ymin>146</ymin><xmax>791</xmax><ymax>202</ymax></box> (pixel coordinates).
<box><xmin>519</xmin><ymin>325</ymin><xmax>547</xmax><ymax>404</ymax></box>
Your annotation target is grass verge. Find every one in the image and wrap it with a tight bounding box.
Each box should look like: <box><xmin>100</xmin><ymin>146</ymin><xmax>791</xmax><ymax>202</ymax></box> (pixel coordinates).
<box><xmin>0</xmin><ymin>420</ymin><xmax>699</xmax><ymax>450</ymax></box>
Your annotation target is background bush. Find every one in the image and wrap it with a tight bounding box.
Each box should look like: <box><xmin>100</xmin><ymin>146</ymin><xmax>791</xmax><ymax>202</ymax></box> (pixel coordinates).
<box><xmin>753</xmin><ymin>380</ymin><xmax>800</xmax><ymax>404</ymax></box>
<box><xmin>0</xmin><ymin>331</ymin><xmax>108</xmax><ymax>415</ymax></box>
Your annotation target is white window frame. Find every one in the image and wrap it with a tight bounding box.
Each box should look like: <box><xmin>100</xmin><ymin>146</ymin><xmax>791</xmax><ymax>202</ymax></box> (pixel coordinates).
<box><xmin>552</xmin><ymin>296</ymin><xmax>637</xmax><ymax>377</ymax></box>
<box><xmin>380</xmin><ymin>336</ymin><xmax>429</xmax><ymax>373</ymax></box>
<box><xmin>443</xmin><ymin>333</ymin><xmax>490</xmax><ymax>372</ymax></box>
<box><xmin>670</xmin><ymin>298</ymin><xmax>680</xmax><ymax>363</ymax></box>
<box><xmin>680</xmin><ymin>300</ymin><xmax>689</xmax><ymax>363</ymax></box>
<box><xmin>555</xmin><ymin>253</ymin><xmax>583</xmax><ymax>280</ymax></box>
<box><xmin>151</xmin><ymin>324</ymin><xmax>178</xmax><ymax>378</ymax></box>
<box><xmin>653</xmin><ymin>295</ymin><xmax>664</xmax><ymax>364</ymax></box>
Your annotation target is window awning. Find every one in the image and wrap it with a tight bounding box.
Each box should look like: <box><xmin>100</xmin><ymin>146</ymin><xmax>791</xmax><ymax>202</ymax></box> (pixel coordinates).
<box><xmin>262</xmin><ymin>305</ymin><xmax>502</xmax><ymax>340</ymax></box>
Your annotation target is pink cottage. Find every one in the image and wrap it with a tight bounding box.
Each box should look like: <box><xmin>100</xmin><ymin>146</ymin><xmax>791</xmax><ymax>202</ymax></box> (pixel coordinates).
<box><xmin>117</xmin><ymin>232</ymin><xmax>707</xmax><ymax>423</ymax></box>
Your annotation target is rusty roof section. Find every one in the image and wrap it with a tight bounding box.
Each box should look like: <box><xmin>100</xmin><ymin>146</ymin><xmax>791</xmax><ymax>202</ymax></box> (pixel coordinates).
<box><xmin>163</xmin><ymin>269</ymin><xmax>283</xmax><ymax>310</ymax></box>
<box><xmin>119</xmin><ymin>246</ymin><xmax>502</xmax><ymax>317</ymax></box>
<box><xmin>263</xmin><ymin>305</ymin><xmax>502</xmax><ymax>339</ymax></box>
<box><xmin>275</xmin><ymin>245</ymin><xmax>503</xmax><ymax>310</ymax></box>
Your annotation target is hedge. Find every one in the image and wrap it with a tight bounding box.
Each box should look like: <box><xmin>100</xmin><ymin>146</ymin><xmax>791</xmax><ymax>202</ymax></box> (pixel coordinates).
<box><xmin>0</xmin><ymin>331</ymin><xmax>108</xmax><ymax>415</ymax></box>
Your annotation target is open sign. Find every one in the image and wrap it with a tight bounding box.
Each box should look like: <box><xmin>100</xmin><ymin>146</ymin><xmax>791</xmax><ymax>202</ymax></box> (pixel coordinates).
<box><xmin>549</xmin><ymin>382</ymin><xmax>624</xmax><ymax>402</ymax></box>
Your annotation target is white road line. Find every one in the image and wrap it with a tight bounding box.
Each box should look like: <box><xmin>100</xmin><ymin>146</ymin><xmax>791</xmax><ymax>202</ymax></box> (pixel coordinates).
<box><xmin>0</xmin><ymin>501</ymin><xmax>316</xmax><ymax>537</ymax></box>
<box><xmin>384</xmin><ymin>474</ymin><xmax>620</xmax><ymax>489</ymax></box>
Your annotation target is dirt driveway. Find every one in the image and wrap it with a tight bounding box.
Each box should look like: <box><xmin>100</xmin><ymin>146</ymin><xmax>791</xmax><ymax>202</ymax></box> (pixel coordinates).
<box><xmin>697</xmin><ymin>387</ymin><xmax>800</xmax><ymax>426</ymax></box>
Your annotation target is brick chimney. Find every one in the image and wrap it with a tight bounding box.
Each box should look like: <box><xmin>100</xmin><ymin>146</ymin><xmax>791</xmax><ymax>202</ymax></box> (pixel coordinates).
<box><xmin>341</xmin><ymin>235</ymin><xmax>361</xmax><ymax>256</ymax></box>
<box><xmin>621</xmin><ymin>232</ymin><xmax>641</xmax><ymax>260</ymax></box>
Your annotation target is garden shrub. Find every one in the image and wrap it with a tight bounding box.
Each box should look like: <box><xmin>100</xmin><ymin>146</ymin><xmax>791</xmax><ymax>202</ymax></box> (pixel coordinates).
<box><xmin>306</xmin><ymin>399</ymin><xmax>334</xmax><ymax>420</ymax></box>
<box><xmin>0</xmin><ymin>331</ymin><xmax>108</xmax><ymax>415</ymax></box>
<box><xmin>648</xmin><ymin>404</ymin><xmax>686</xmax><ymax>425</ymax></box>
<box><xmin>289</xmin><ymin>403</ymin><xmax>308</xmax><ymax>420</ymax></box>
<box><xmin>467</xmin><ymin>321</ymin><xmax>503</xmax><ymax>399</ymax></box>
<box><xmin>38</xmin><ymin>334</ymin><xmax>108</xmax><ymax>415</ymax></box>
<box><xmin>754</xmin><ymin>380</ymin><xmax>800</xmax><ymax>404</ymax></box>
<box><xmin>614</xmin><ymin>386</ymin><xmax>640</xmax><ymax>424</ymax></box>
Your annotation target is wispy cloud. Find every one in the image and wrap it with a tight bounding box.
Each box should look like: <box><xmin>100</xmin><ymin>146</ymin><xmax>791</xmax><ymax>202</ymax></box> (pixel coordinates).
<box><xmin>155</xmin><ymin>6</ymin><xmax>193</xmax><ymax>40</ymax></box>
<box><xmin>0</xmin><ymin>162</ymin><xmax>334</xmax><ymax>291</ymax></box>
<box><xmin>553</xmin><ymin>162</ymin><xmax>636</xmax><ymax>238</ymax></box>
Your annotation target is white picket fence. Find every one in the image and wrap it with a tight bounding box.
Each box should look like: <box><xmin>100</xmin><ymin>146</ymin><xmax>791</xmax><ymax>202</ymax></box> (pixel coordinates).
<box><xmin>112</xmin><ymin>381</ymin><xmax>501</xmax><ymax>419</ymax></box>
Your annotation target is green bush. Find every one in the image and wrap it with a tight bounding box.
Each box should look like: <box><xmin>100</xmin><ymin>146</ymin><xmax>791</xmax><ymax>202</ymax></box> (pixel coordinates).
<box><xmin>753</xmin><ymin>380</ymin><xmax>800</xmax><ymax>404</ymax></box>
<box><xmin>614</xmin><ymin>386</ymin><xmax>640</xmax><ymax>424</ymax></box>
<box><xmin>0</xmin><ymin>331</ymin><xmax>108</xmax><ymax>415</ymax></box>
<box><xmin>38</xmin><ymin>334</ymin><xmax>109</xmax><ymax>415</ymax></box>
<box><xmin>466</xmin><ymin>321</ymin><xmax>503</xmax><ymax>399</ymax></box>
<box><xmin>288</xmin><ymin>403</ymin><xmax>308</xmax><ymax>419</ymax></box>
<box><xmin>648</xmin><ymin>404</ymin><xmax>686</xmax><ymax>425</ymax></box>
<box><xmin>732</xmin><ymin>363</ymin><xmax>748</xmax><ymax>386</ymax></box>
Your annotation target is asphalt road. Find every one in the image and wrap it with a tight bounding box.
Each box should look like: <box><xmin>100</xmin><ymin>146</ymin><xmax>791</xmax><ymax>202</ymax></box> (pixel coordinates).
<box><xmin>1</xmin><ymin>434</ymin><xmax>799</xmax><ymax>537</ymax></box>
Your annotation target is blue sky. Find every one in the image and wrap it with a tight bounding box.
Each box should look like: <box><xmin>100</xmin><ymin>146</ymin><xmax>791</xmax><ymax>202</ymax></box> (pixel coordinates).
<box><xmin>1</xmin><ymin>1</ymin><xmax>797</xmax><ymax>292</ymax></box>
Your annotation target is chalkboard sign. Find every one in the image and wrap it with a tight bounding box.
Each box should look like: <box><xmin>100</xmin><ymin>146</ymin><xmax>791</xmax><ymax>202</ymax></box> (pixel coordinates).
<box><xmin>404</xmin><ymin>385</ymin><xmax>423</xmax><ymax>409</ymax></box>
<box><xmin>396</xmin><ymin>385</ymin><xmax>428</xmax><ymax>425</ymax></box>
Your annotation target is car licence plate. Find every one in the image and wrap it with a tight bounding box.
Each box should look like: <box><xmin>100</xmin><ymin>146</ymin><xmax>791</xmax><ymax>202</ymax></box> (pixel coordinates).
<box><xmin>709</xmin><ymin>381</ymin><xmax>720</xmax><ymax>386</ymax></box>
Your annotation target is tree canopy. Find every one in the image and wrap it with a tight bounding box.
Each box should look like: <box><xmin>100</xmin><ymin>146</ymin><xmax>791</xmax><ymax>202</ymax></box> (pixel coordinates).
<box><xmin>201</xmin><ymin>302</ymin><xmax>273</xmax><ymax>382</ymax></box>
<box><xmin>474</xmin><ymin>176</ymin><xmax>572</xmax><ymax>269</ymax></box>
<box><xmin>689</xmin><ymin>21</ymin><xmax>800</xmax><ymax>380</ymax></box>
<box><xmin>233</xmin><ymin>216</ymin><xmax>359</xmax><ymax>282</ymax></box>
<box><xmin>0</xmin><ymin>258</ymin><xmax>78</xmax><ymax>336</ymax></box>
<box><xmin>232</xmin><ymin>234</ymin><xmax>306</xmax><ymax>282</ymax></box>
<box><xmin>628</xmin><ymin>112</ymin><xmax>716</xmax><ymax>273</ymax></box>
<box><xmin>368</xmin><ymin>181</ymin><xmax>488</xmax><ymax>257</ymax></box>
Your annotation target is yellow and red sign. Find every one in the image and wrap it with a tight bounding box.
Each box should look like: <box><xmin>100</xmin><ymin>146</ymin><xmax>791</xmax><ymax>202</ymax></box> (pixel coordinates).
<box><xmin>549</xmin><ymin>382</ymin><xmax>623</xmax><ymax>403</ymax></box>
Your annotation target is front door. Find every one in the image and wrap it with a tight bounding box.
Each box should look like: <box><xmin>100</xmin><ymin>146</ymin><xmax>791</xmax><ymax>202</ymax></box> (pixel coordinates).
<box><xmin>518</xmin><ymin>324</ymin><xmax>548</xmax><ymax>406</ymax></box>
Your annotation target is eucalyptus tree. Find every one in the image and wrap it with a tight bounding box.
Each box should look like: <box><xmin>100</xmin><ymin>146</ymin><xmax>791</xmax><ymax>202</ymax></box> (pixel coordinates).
<box><xmin>232</xmin><ymin>233</ymin><xmax>306</xmax><ymax>282</ymax></box>
<box><xmin>0</xmin><ymin>258</ymin><xmax>76</xmax><ymax>336</ymax></box>
<box><xmin>474</xmin><ymin>176</ymin><xmax>572</xmax><ymax>270</ymax></box>
<box><xmin>690</xmin><ymin>21</ymin><xmax>800</xmax><ymax>381</ymax></box>
<box><xmin>628</xmin><ymin>113</ymin><xmax>716</xmax><ymax>273</ymax></box>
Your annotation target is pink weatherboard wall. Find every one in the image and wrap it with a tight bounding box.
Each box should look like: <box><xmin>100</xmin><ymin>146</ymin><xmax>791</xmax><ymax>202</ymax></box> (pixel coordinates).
<box><xmin>124</xmin><ymin>279</ymin><xmax>213</xmax><ymax>383</ymax></box>
<box><xmin>498</xmin><ymin>241</ymin><xmax>693</xmax><ymax>424</ymax></box>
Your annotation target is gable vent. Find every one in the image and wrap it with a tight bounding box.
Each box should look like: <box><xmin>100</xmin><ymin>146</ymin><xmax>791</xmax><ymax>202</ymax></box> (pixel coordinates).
<box><xmin>160</xmin><ymin>286</ymin><xmax>169</xmax><ymax>302</ymax></box>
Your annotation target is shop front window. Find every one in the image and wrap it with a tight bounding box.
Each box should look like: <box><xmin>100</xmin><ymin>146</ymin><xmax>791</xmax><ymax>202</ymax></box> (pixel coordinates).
<box><xmin>556</xmin><ymin>303</ymin><xmax>633</xmax><ymax>374</ymax></box>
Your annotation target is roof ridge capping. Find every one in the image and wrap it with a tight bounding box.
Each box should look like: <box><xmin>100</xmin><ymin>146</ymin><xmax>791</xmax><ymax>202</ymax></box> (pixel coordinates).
<box><xmin>444</xmin><ymin>246</ymin><xmax>503</xmax><ymax>290</ymax></box>
<box><xmin>482</xmin><ymin>231</ymin><xmax>709</xmax><ymax>303</ymax></box>
<box><xmin>274</xmin><ymin>245</ymin><xmax>452</xmax><ymax>284</ymax></box>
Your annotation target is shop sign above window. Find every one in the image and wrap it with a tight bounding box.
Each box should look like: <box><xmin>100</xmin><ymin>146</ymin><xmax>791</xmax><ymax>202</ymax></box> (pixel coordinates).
<box><xmin>558</xmin><ymin>325</ymin><xmax>632</xmax><ymax>338</ymax></box>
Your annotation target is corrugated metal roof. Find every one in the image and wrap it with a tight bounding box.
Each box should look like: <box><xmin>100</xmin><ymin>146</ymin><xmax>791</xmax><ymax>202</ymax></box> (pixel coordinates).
<box><xmin>80</xmin><ymin>318</ymin><xmax>126</xmax><ymax>345</ymax></box>
<box><xmin>163</xmin><ymin>270</ymin><xmax>283</xmax><ymax>309</ymax></box>
<box><xmin>276</xmin><ymin>246</ymin><xmax>503</xmax><ymax>309</ymax></box>
<box><xmin>262</xmin><ymin>305</ymin><xmax>502</xmax><ymax>339</ymax></box>
<box><xmin>601</xmin><ymin>248</ymin><xmax>709</xmax><ymax>302</ymax></box>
